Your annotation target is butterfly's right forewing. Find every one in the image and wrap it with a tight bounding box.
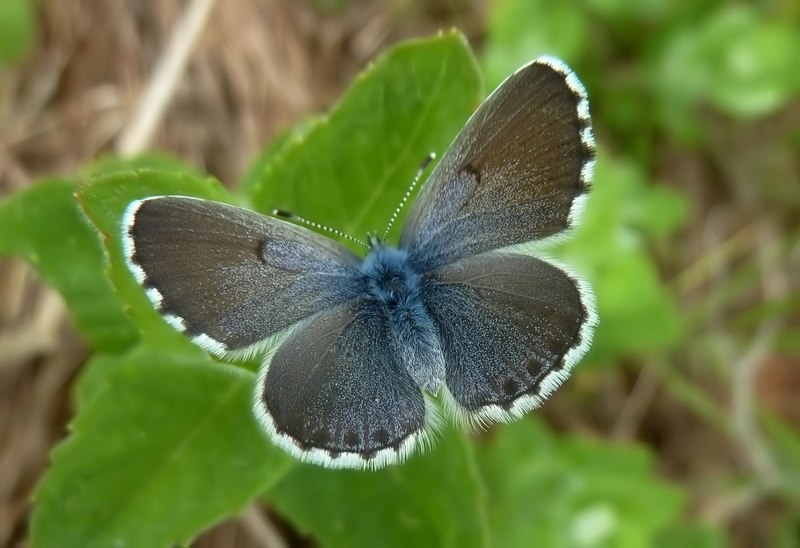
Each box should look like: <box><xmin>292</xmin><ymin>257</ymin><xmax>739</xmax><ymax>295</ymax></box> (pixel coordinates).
<box><xmin>124</xmin><ymin>196</ymin><xmax>365</xmax><ymax>355</ymax></box>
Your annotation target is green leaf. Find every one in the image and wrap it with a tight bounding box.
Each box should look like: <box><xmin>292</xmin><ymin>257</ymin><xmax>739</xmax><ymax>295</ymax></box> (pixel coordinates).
<box><xmin>238</xmin><ymin>120</ymin><xmax>314</xmax><ymax>196</ymax></box>
<box><xmin>75</xmin><ymin>169</ymin><xmax>234</xmax><ymax>353</ymax></box>
<box><xmin>590</xmin><ymin>253</ymin><xmax>682</xmax><ymax>360</ymax></box>
<box><xmin>583</xmin><ymin>0</ymin><xmax>671</xmax><ymax>24</ymax></box>
<box><xmin>762</xmin><ymin>412</ymin><xmax>800</xmax><ymax>499</ymax></box>
<box><xmin>0</xmin><ymin>0</ymin><xmax>35</xmax><ymax>64</ymax></box>
<box><xmin>244</xmin><ymin>31</ymin><xmax>482</xmax><ymax>249</ymax></box>
<box><xmin>479</xmin><ymin>418</ymin><xmax>685</xmax><ymax>548</ymax></box>
<box><xmin>268</xmin><ymin>430</ymin><xmax>488</xmax><ymax>547</ymax></box>
<box><xmin>0</xmin><ymin>180</ymin><xmax>138</xmax><ymax>351</ymax></box>
<box><xmin>31</xmin><ymin>345</ymin><xmax>294</xmax><ymax>547</ymax></box>
<box><xmin>85</xmin><ymin>152</ymin><xmax>209</xmax><ymax>179</ymax></box>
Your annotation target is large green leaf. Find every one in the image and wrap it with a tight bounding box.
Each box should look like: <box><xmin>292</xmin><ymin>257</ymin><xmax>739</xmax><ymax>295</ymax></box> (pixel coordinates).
<box><xmin>244</xmin><ymin>30</ymin><xmax>482</xmax><ymax>249</ymax></box>
<box><xmin>0</xmin><ymin>180</ymin><xmax>138</xmax><ymax>351</ymax></box>
<box><xmin>31</xmin><ymin>345</ymin><xmax>294</xmax><ymax>547</ymax></box>
<box><xmin>479</xmin><ymin>418</ymin><xmax>685</xmax><ymax>547</ymax></box>
<box><xmin>268</xmin><ymin>430</ymin><xmax>488</xmax><ymax>547</ymax></box>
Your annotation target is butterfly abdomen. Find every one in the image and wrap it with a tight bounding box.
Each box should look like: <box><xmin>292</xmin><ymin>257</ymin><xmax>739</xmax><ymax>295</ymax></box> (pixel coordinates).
<box><xmin>361</xmin><ymin>245</ymin><xmax>446</xmax><ymax>392</ymax></box>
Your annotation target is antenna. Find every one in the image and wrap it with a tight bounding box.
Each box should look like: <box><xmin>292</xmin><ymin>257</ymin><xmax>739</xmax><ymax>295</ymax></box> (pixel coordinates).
<box><xmin>272</xmin><ymin>209</ymin><xmax>368</xmax><ymax>248</ymax></box>
<box><xmin>383</xmin><ymin>152</ymin><xmax>436</xmax><ymax>241</ymax></box>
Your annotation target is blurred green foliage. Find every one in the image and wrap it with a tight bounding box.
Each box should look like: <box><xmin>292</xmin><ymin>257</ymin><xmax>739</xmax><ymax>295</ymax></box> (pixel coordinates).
<box><xmin>551</xmin><ymin>152</ymin><xmax>686</xmax><ymax>362</ymax></box>
<box><xmin>480</xmin><ymin>420</ymin><xmax>687</xmax><ymax>547</ymax></box>
<box><xmin>1</xmin><ymin>0</ymin><xmax>798</xmax><ymax>544</ymax></box>
<box><xmin>0</xmin><ymin>0</ymin><xmax>35</xmax><ymax>64</ymax></box>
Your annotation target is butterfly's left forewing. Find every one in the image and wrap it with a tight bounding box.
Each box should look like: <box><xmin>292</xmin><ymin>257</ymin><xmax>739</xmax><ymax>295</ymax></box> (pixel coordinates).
<box><xmin>401</xmin><ymin>57</ymin><xmax>595</xmax><ymax>270</ymax></box>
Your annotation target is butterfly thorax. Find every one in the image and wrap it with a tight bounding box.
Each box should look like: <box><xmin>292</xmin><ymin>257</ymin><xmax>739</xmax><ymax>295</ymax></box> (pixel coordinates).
<box><xmin>360</xmin><ymin>243</ymin><xmax>446</xmax><ymax>393</ymax></box>
<box><xmin>361</xmin><ymin>245</ymin><xmax>420</xmax><ymax>306</ymax></box>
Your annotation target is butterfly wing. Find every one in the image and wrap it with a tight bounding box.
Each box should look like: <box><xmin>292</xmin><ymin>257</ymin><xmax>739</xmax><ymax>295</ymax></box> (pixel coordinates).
<box><xmin>255</xmin><ymin>300</ymin><xmax>435</xmax><ymax>468</ymax></box>
<box><xmin>123</xmin><ymin>196</ymin><xmax>365</xmax><ymax>355</ymax></box>
<box><xmin>423</xmin><ymin>253</ymin><xmax>597</xmax><ymax>425</ymax></box>
<box><xmin>401</xmin><ymin>57</ymin><xmax>595</xmax><ymax>270</ymax></box>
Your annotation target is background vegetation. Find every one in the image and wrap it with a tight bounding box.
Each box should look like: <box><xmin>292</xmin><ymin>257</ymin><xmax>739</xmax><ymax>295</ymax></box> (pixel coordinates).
<box><xmin>1</xmin><ymin>0</ymin><xmax>798</xmax><ymax>546</ymax></box>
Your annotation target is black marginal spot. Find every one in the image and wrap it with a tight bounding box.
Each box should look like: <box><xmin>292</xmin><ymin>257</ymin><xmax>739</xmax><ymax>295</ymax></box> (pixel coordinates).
<box><xmin>344</xmin><ymin>430</ymin><xmax>360</xmax><ymax>448</ymax></box>
<box><xmin>129</xmin><ymin>252</ymin><xmax>147</xmax><ymax>277</ymax></box>
<box><xmin>327</xmin><ymin>450</ymin><xmax>341</xmax><ymax>460</ymax></box>
<box><xmin>573</xmin><ymin>327</ymin><xmax>585</xmax><ymax>351</ymax></box>
<box><xmin>126</xmin><ymin>214</ymin><xmax>139</xmax><ymax>238</ymax></box>
<box><xmin>373</xmin><ymin>428</ymin><xmax>390</xmax><ymax>446</ymax></box>
<box><xmin>502</xmin><ymin>378</ymin><xmax>520</xmax><ymax>398</ymax></box>
<box><xmin>180</xmin><ymin>325</ymin><xmax>201</xmax><ymax>338</ymax></box>
<box><xmin>309</xmin><ymin>429</ymin><xmax>332</xmax><ymax>448</ymax></box>
<box><xmin>521</xmin><ymin>377</ymin><xmax>552</xmax><ymax>402</ymax></box>
<box><xmin>157</xmin><ymin>303</ymin><xmax>199</xmax><ymax>337</ymax></box>
<box><xmin>525</xmin><ymin>357</ymin><xmax>542</xmax><ymax>376</ymax></box>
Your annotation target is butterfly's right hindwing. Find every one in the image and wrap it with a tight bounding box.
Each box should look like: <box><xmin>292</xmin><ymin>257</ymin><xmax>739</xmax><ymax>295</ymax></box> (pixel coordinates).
<box><xmin>255</xmin><ymin>300</ymin><xmax>436</xmax><ymax>469</ymax></box>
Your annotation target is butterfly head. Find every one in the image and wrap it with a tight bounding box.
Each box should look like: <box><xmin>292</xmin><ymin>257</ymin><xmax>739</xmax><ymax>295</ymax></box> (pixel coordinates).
<box><xmin>361</xmin><ymin>238</ymin><xmax>421</xmax><ymax>307</ymax></box>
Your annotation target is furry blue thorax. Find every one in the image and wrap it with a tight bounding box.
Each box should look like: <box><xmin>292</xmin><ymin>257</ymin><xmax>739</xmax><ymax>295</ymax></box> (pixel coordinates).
<box><xmin>360</xmin><ymin>244</ymin><xmax>421</xmax><ymax>305</ymax></box>
<box><xmin>359</xmin><ymin>242</ymin><xmax>445</xmax><ymax>392</ymax></box>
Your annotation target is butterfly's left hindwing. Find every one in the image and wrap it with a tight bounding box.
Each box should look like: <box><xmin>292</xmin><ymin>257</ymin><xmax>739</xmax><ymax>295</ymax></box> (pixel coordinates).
<box><xmin>423</xmin><ymin>253</ymin><xmax>597</xmax><ymax>425</ymax></box>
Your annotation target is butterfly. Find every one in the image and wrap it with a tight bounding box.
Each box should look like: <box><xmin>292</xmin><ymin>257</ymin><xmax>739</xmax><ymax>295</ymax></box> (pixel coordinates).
<box><xmin>122</xmin><ymin>56</ymin><xmax>597</xmax><ymax>469</ymax></box>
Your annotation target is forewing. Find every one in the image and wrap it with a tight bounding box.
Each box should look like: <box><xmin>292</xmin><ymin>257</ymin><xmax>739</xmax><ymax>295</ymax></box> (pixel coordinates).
<box><xmin>423</xmin><ymin>253</ymin><xmax>597</xmax><ymax>425</ymax></box>
<box><xmin>255</xmin><ymin>300</ymin><xmax>435</xmax><ymax>469</ymax></box>
<box><xmin>123</xmin><ymin>196</ymin><xmax>364</xmax><ymax>355</ymax></box>
<box><xmin>401</xmin><ymin>57</ymin><xmax>595</xmax><ymax>270</ymax></box>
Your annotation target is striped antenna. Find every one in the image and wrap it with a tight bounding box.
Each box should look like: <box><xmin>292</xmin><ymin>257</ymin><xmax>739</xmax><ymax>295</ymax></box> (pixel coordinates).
<box><xmin>272</xmin><ymin>209</ymin><xmax>368</xmax><ymax>248</ymax></box>
<box><xmin>383</xmin><ymin>152</ymin><xmax>436</xmax><ymax>241</ymax></box>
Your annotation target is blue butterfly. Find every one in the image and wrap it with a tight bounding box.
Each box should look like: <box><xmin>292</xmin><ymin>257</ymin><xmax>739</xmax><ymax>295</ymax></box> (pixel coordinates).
<box><xmin>122</xmin><ymin>56</ymin><xmax>597</xmax><ymax>469</ymax></box>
